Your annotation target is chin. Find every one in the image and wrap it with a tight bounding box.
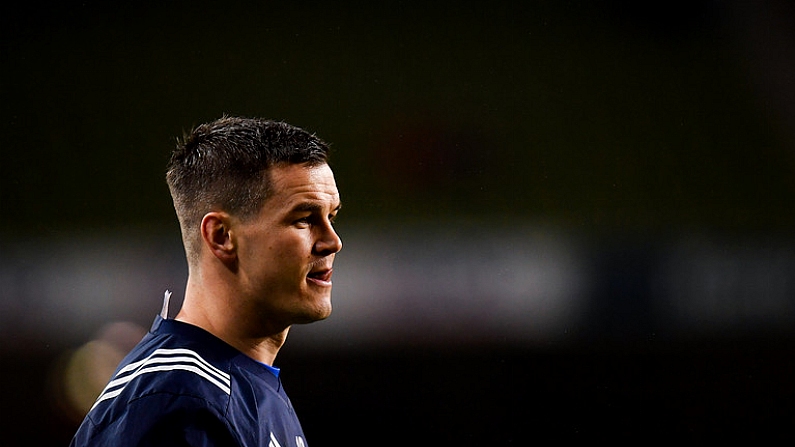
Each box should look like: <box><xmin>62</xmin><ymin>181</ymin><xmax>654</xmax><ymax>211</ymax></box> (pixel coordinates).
<box><xmin>293</xmin><ymin>310</ymin><xmax>331</xmax><ymax>325</ymax></box>
<box><xmin>294</xmin><ymin>299</ymin><xmax>332</xmax><ymax>324</ymax></box>
<box><xmin>313</xmin><ymin>303</ymin><xmax>333</xmax><ymax>321</ymax></box>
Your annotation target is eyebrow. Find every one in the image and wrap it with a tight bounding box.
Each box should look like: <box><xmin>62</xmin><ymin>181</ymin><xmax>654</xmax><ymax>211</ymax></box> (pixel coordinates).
<box><xmin>291</xmin><ymin>201</ymin><xmax>342</xmax><ymax>214</ymax></box>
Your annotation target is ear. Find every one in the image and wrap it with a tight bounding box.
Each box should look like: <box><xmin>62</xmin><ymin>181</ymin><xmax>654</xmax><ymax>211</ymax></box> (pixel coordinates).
<box><xmin>200</xmin><ymin>212</ymin><xmax>237</xmax><ymax>263</ymax></box>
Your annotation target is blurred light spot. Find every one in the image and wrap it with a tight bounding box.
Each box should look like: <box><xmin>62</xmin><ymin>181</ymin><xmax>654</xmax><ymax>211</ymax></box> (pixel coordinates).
<box><xmin>53</xmin><ymin>321</ymin><xmax>146</xmax><ymax>422</ymax></box>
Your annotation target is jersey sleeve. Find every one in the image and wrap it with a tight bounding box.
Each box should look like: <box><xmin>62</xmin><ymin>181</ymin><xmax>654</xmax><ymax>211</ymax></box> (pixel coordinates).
<box><xmin>71</xmin><ymin>394</ymin><xmax>242</xmax><ymax>447</ymax></box>
<box><xmin>135</xmin><ymin>405</ymin><xmax>241</xmax><ymax>447</ymax></box>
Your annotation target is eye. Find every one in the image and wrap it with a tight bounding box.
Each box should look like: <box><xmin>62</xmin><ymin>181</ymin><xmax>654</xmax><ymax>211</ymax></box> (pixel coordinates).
<box><xmin>293</xmin><ymin>216</ymin><xmax>311</xmax><ymax>227</ymax></box>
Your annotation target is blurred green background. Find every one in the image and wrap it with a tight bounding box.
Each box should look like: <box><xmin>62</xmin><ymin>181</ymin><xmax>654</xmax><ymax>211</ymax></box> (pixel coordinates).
<box><xmin>3</xmin><ymin>0</ymin><xmax>795</xmax><ymax>444</ymax></box>
<box><xmin>5</xmin><ymin>0</ymin><xmax>794</xmax><ymax>235</ymax></box>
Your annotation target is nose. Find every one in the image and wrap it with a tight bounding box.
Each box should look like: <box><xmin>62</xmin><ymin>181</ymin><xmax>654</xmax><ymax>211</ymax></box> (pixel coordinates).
<box><xmin>313</xmin><ymin>223</ymin><xmax>342</xmax><ymax>256</ymax></box>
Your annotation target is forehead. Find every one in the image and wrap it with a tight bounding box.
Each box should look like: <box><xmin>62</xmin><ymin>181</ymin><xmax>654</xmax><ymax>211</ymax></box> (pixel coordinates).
<box><xmin>267</xmin><ymin>163</ymin><xmax>339</xmax><ymax>207</ymax></box>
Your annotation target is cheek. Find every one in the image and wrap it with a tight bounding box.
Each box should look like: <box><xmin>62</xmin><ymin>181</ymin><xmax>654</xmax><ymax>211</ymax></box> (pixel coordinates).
<box><xmin>266</xmin><ymin>234</ymin><xmax>312</xmax><ymax>267</ymax></box>
<box><xmin>242</xmin><ymin>228</ymin><xmax>313</xmax><ymax>271</ymax></box>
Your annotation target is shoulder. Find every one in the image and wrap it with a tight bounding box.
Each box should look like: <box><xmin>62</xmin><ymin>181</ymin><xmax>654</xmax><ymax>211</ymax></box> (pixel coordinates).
<box><xmin>72</xmin><ymin>331</ymin><xmax>241</xmax><ymax>446</ymax></box>
<box><xmin>87</xmin><ymin>326</ymin><xmax>238</xmax><ymax>421</ymax></box>
<box><xmin>72</xmin><ymin>393</ymin><xmax>241</xmax><ymax>447</ymax></box>
<box><xmin>100</xmin><ymin>344</ymin><xmax>233</xmax><ymax>405</ymax></box>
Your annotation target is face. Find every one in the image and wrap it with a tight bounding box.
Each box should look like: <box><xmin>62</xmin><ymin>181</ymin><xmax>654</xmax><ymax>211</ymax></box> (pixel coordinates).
<box><xmin>231</xmin><ymin>163</ymin><xmax>342</xmax><ymax>331</ymax></box>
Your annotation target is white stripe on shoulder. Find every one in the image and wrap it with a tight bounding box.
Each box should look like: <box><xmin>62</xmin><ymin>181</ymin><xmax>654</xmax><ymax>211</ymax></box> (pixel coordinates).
<box><xmin>90</xmin><ymin>347</ymin><xmax>232</xmax><ymax>411</ymax></box>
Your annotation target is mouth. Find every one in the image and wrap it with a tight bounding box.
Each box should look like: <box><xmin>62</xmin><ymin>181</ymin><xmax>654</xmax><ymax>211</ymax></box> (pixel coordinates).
<box><xmin>307</xmin><ymin>268</ymin><xmax>333</xmax><ymax>286</ymax></box>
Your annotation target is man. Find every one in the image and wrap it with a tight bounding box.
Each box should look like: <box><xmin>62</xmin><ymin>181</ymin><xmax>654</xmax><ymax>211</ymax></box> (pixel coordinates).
<box><xmin>70</xmin><ymin>116</ymin><xmax>343</xmax><ymax>446</ymax></box>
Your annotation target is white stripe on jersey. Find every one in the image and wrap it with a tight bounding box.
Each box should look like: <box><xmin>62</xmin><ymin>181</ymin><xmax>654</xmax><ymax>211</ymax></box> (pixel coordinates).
<box><xmin>269</xmin><ymin>432</ymin><xmax>283</xmax><ymax>447</ymax></box>
<box><xmin>91</xmin><ymin>348</ymin><xmax>231</xmax><ymax>410</ymax></box>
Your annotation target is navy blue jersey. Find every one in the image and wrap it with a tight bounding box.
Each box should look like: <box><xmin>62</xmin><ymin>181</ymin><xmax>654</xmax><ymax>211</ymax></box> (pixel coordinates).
<box><xmin>70</xmin><ymin>315</ymin><xmax>308</xmax><ymax>447</ymax></box>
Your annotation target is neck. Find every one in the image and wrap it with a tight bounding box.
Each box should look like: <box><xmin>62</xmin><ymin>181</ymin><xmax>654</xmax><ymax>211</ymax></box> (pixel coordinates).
<box><xmin>175</xmin><ymin>273</ymin><xmax>289</xmax><ymax>366</ymax></box>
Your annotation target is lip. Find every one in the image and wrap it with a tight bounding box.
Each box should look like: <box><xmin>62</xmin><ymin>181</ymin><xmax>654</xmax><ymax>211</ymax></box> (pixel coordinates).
<box><xmin>307</xmin><ymin>268</ymin><xmax>333</xmax><ymax>286</ymax></box>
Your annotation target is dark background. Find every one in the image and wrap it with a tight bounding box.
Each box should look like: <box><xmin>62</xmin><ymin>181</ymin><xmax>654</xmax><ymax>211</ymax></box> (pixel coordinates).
<box><xmin>3</xmin><ymin>0</ymin><xmax>795</xmax><ymax>444</ymax></box>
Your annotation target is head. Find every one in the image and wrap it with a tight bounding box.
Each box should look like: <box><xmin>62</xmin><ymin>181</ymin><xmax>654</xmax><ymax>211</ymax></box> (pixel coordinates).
<box><xmin>166</xmin><ymin>116</ymin><xmax>331</xmax><ymax>262</ymax></box>
<box><xmin>166</xmin><ymin>116</ymin><xmax>342</xmax><ymax>330</ymax></box>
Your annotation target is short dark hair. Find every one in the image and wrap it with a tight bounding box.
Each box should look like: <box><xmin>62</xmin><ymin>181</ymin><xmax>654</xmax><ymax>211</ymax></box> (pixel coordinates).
<box><xmin>166</xmin><ymin>116</ymin><xmax>331</xmax><ymax>258</ymax></box>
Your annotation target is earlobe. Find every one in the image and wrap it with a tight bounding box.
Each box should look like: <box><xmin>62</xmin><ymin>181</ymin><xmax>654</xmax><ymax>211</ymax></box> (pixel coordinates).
<box><xmin>200</xmin><ymin>212</ymin><xmax>237</xmax><ymax>263</ymax></box>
